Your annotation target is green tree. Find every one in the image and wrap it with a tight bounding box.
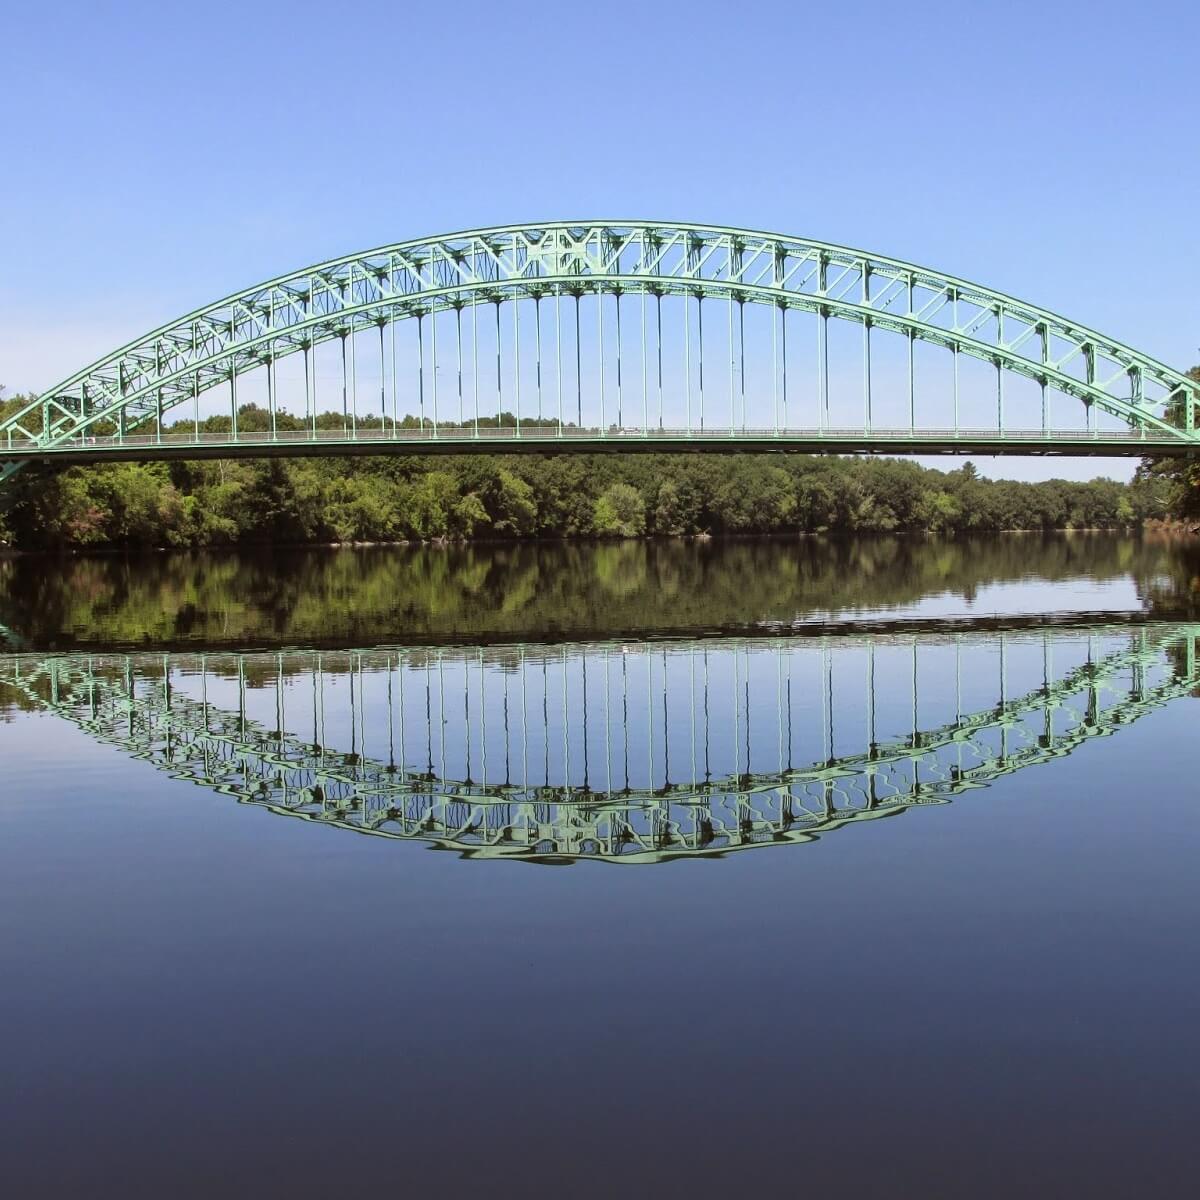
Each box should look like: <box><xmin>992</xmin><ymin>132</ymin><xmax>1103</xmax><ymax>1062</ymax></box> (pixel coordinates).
<box><xmin>491</xmin><ymin>470</ymin><xmax>538</xmax><ymax>536</ymax></box>
<box><xmin>593</xmin><ymin>482</ymin><xmax>646</xmax><ymax>536</ymax></box>
<box><xmin>1136</xmin><ymin>366</ymin><xmax>1200</xmax><ymax>522</ymax></box>
<box><xmin>653</xmin><ymin>480</ymin><xmax>687</xmax><ymax>535</ymax></box>
<box><xmin>0</xmin><ymin>387</ymin><xmax>35</xmax><ymax>425</ymax></box>
<box><xmin>451</xmin><ymin>492</ymin><xmax>490</xmax><ymax>538</ymax></box>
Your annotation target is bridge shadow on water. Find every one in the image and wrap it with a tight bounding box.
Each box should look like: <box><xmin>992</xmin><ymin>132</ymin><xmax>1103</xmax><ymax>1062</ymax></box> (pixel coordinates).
<box><xmin>3</xmin><ymin>621</ymin><xmax>1196</xmax><ymax>864</ymax></box>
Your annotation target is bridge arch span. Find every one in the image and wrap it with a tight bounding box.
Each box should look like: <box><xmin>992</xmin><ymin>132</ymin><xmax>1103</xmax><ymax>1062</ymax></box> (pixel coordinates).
<box><xmin>3</xmin><ymin>221</ymin><xmax>1197</xmax><ymax>473</ymax></box>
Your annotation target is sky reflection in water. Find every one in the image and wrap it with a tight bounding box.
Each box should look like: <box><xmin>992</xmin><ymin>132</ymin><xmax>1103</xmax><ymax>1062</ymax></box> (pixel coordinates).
<box><xmin>1</xmin><ymin>538</ymin><xmax>1198</xmax><ymax>1196</ymax></box>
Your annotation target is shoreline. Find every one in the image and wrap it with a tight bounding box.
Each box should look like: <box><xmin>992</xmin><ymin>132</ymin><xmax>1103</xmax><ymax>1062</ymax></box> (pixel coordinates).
<box><xmin>3</xmin><ymin>524</ymin><xmax>1191</xmax><ymax>560</ymax></box>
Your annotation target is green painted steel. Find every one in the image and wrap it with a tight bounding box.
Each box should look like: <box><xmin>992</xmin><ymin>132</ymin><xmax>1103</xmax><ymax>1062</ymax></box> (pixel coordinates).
<box><xmin>4</xmin><ymin>623</ymin><xmax>1194</xmax><ymax>863</ymax></box>
<box><xmin>3</xmin><ymin>221</ymin><xmax>1197</xmax><ymax>483</ymax></box>
<box><xmin>0</xmin><ymin>427</ymin><xmax>1188</xmax><ymax>465</ymax></box>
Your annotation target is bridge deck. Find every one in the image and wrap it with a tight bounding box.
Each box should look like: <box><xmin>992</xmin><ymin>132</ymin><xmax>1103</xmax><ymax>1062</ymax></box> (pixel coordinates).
<box><xmin>2</xmin><ymin>426</ymin><xmax>1193</xmax><ymax>464</ymax></box>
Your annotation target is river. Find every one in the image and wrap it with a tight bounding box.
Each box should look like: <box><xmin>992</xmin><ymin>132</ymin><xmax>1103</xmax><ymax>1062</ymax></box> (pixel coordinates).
<box><xmin>1</xmin><ymin>534</ymin><xmax>1197</xmax><ymax>1196</ymax></box>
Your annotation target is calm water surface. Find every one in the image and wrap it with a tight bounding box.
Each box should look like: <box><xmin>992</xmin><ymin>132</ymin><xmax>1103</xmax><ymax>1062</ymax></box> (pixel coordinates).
<box><xmin>1</xmin><ymin>536</ymin><xmax>1198</xmax><ymax>1197</ymax></box>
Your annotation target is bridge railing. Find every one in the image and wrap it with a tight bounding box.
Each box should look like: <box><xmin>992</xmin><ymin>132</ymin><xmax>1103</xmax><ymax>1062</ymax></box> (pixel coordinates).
<box><xmin>1</xmin><ymin>424</ymin><xmax>1160</xmax><ymax>455</ymax></box>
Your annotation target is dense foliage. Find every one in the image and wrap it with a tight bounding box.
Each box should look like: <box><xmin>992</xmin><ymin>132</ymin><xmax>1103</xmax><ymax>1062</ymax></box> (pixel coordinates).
<box><xmin>1132</xmin><ymin>366</ymin><xmax>1200</xmax><ymax>523</ymax></box>
<box><xmin>0</xmin><ymin>388</ymin><xmax>1185</xmax><ymax>549</ymax></box>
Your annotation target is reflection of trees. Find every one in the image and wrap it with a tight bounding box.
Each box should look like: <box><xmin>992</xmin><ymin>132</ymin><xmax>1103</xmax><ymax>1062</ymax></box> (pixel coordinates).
<box><xmin>593</xmin><ymin>541</ymin><xmax>650</xmax><ymax>600</ymax></box>
<box><xmin>0</xmin><ymin>681</ymin><xmax>43</xmax><ymax>719</ymax></box>
<box><xmin>0</xmin><ymin>534</ymin><xmax>1194</xmax><ymax>649</ymax></box>
<box><xmin>1141</xmin><ymin>538</ymin><xmax>1200</xmax><ymax>621</ymax></box>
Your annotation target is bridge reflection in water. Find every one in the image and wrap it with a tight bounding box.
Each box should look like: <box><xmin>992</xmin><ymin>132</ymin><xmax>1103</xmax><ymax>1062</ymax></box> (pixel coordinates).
<box><xmin>3</xmin><ymin>624</ymin><xmax>1196</xmax><ymax>864</ymax></box>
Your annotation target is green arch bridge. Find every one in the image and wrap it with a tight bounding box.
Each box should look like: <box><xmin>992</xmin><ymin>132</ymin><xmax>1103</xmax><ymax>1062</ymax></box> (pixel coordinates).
<box><xmin>2</xmin><ymin>222</ymin><xmax>1198</xmax><ymax>488</ymax></box>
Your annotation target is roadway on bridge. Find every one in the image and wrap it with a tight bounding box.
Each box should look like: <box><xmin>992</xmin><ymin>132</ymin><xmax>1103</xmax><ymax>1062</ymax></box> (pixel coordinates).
<box><xmin>2</xmin><ymin>424</ymin><xmax>1189</xmax><ymax>466</ymax></box>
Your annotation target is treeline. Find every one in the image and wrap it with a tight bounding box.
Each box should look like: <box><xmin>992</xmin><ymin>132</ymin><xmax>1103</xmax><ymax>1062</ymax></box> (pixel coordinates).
<box><xmin>0</xmin><ymin>392</ymin><xmax>1186</xmax><ymax>550</ymax></box>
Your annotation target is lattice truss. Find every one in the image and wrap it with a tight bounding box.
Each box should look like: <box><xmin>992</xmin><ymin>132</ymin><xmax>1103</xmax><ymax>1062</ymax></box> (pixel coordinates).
<box><xmin>2</xmin><ymin>223</ymin><xmax>1198</xmax><ymax>454</ymax></box>
<box><xmin>3</xmin><ymin>627</ymin><xmax>1195</xmax><ymax>863</ymax></box>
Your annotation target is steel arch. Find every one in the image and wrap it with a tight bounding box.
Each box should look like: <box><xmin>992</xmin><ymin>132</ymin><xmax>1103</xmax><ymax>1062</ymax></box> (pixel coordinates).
<box><xmin>3</xmin><ymin>221</ymin><xmax>1198</xmax><ymax>465</ymax></box>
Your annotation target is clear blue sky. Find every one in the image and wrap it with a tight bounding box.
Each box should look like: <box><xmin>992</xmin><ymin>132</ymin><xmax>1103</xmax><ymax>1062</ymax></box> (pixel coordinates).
<box><xmin>2</xmin><ymin>0</ymin><xmax>1196</xmax><ymax>480</ymax></box>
